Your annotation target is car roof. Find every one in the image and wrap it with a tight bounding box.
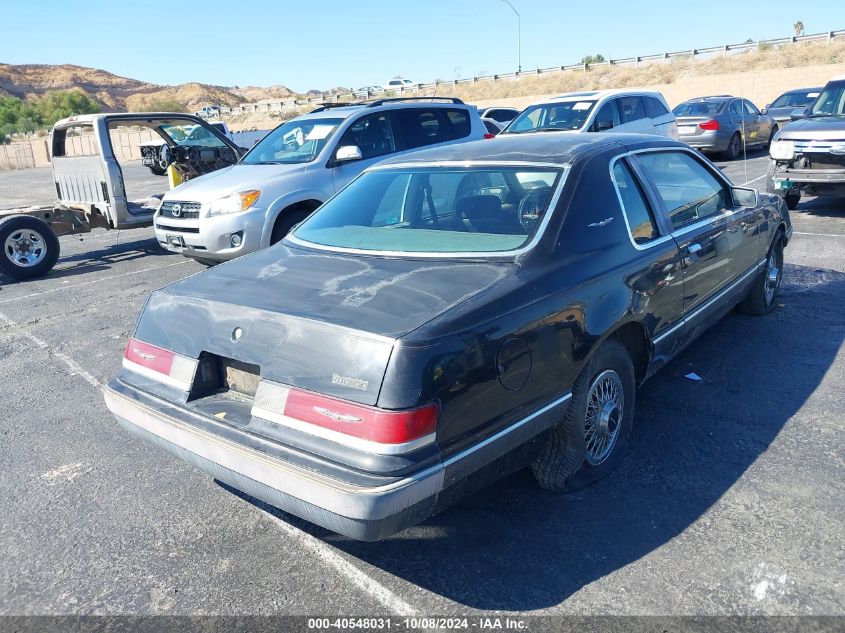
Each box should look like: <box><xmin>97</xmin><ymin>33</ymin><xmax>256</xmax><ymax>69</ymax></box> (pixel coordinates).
<box><xmin>781</xmin><ymin>86</ymin><xmax>824</xmax><ymax>94</ymax></box>
<box><xmin>374</xmin><ymin>132</ymin><xmax>678</xmax><ymax>167</ymax></box>
<box><xmin>679</xmin><ymin>95</ymin><xmax>736</xmax><ymax>103</ymax></box>
<box><xmin>297</xmin><ymin>99</ymin><xmax>472</xmax><ymax>121</ymax></box>
<box><xmin>543</xmin><ymin>89</ymin><xmax>663</xmax><ymax>103</ymax></box>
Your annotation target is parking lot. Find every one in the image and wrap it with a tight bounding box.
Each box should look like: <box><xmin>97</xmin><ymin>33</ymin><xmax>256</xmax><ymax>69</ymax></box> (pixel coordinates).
<box><xmin>0</xmin><ymin>151</ymin><xmax>843</xmax><ymax>617</ymax></box>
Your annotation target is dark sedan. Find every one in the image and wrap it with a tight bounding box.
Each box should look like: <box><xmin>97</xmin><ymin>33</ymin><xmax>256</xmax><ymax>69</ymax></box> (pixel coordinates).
<box><xmin>104</xmin><ymin>133</ymin><xmax>791</xmax><ymax>541</ymax></box>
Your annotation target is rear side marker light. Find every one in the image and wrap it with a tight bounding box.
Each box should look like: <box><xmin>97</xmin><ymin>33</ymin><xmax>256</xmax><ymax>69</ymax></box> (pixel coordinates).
<box><xmin>122</xmin><ymin>338</ymin><xmax>197</xmax><ymax>391</ymax></box>
<box><xmin>699</xmin><ymin>119</ymin><xmax>720</xmax><ymax>131</ymax></box>
<box><xmin>483</xmin><ymin>133</ymin><xmax>496</xmax><ymax>139</ymax></box>
<box><xmin>252</xmin><ymin>381</ymin><xmax>438</xmax><ymax>454</ymax></box>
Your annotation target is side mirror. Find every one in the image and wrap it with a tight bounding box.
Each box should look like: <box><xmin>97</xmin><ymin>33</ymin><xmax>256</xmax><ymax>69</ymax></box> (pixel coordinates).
<box><xmin>595</xmin><ymin>120</ymin><xmax>614</xmax><ymax>132</ymax></box>
<box><xmin>790</xmin><ymin>107</ymin><xmax>808</xmax><ymax>121</ymax></box>
<box><xmin>731</xmin><ymin>186</ymin><xmax>758</xmax><ymax>208</ymax></box>
<box><xmin>760</xmin><ymin>108</ymin><xmax>769</xmax><ymax>115</ymax></box>
<box><xmin>335</xmin><ymin>145</ymin><xmax>363</xmax><ymax>163</ymax></box>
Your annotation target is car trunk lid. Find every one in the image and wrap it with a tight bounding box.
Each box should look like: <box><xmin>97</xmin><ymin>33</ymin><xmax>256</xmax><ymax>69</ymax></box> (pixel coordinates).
<box><xmin>131</xmin><ymin>243</ymin><xmax>513</xmax><ymax>405</ymax></box>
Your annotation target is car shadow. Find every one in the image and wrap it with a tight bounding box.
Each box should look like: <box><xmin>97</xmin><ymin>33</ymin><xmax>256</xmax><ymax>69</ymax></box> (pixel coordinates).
<box><xmin>228</xmin><ymin>262</ymin><xmax>844</xmax><ymax>611</ymax></box>
<box><xmin>0</xmin><ymin>235</ymin><xmax>170</xmax><ymax>285</ymax></box>
<box><xmin>791</xmin><ymin>196</ymin><xmax>845</xmax><ymax>217</ymax></box>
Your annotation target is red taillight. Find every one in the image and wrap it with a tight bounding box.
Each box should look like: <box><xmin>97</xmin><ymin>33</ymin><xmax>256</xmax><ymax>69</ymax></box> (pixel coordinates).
<box><xmin>483</xmin><ymin>133</ymin><xmax>496</xmax><ymax>139</ymax></box>
<box><xmin>122</xmin><ymin>337</ymin><xmax>197</xmax><ymax>390</ymax></box>
<box><xmin>124</xmin><ymin>338</ymin><xmax>174</xmax><ymax>374</ymax></box>
<box><xmin>284</xmin><ymin>390</ymin><xmax>438</xmax><ymax>445</ymax></box>
<box><xmin>251</xmin><ymin>381</ymin><xmax>438</xmax><ymax>451</ymax></box>
<box><xmin>699</xmin><ymin>119</ymin><xmax>720</xmax><ymax>131</ymax></box>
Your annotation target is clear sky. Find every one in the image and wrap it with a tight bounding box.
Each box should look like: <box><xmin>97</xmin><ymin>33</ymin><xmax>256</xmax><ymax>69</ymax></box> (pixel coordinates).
<box><xmin>1</xmin><ymin>0</ymin><xmax>842</xmax><ymax>92</ymax></box>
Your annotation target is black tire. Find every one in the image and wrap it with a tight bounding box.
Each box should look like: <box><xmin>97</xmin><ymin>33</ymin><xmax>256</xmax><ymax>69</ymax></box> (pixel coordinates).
<box><xmin>149</xmin><ymin>165</ymin><xmax>167</xmax><ymax>176</ymax></box>
<box><xmin>784</xmin><ymin>191</ymin><xmax>801</xmax><ymax>210</ymax></box>
<box><xmin>0</xmin><ymin>215</ymin><xmax>60</xmax><ymax>280</ymax></box>
<box><xmin>723</xmin><ymin>132</ymin><xmax>742</xmax><ymax>160</ymax></box>
<box><xmin>270</xmin><ymin>210</ymin><xmax>310</xmax><ymax>244</ymax></box>
<box><xmin>738</xmin><ymin>231</ymin><xmax>784</xmax><ymax>316</ymax></box>
<box><xmin>766</xmin><ymin>125</ymin><xmax>779</xmax><ymax>149</ymax></box>
<box><xmin>531</xmin><ymin>338</ymin><xmax>636</xmax><ymax>492</ymax></box>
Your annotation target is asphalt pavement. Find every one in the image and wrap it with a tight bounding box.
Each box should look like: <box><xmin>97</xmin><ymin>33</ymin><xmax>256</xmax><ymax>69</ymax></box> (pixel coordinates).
<box><xmin>0</xmin><ymin>150</ymin><xmax>843</xmax><ymax>618</ymax></box>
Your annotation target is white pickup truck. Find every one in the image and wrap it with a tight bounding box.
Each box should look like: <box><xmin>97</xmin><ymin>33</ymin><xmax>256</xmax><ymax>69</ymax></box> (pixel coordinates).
<box><xmin>140</xmin><ymin>121</ymin><xmax>269</xmax><ymax>175</ymax></box>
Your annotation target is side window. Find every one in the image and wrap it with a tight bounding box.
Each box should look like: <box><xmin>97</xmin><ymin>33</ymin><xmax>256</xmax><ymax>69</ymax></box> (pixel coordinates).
<box><xmin>612</xmin><ymin>160</ymin><xmax>659</xmax><ymax>244</ymax></box>
<box><xmin>337</xmin><ymin>114</ymin><xmax>394</xmax><ymax>160</ymax></box>
<box><xmin>743</xmin><ymin>100</ymin><xmax>759</xmax><ymax>116</ymax></box>
<box><xmin>644</xmin><ymin>97</ymin><xmax>669</xmax><ymax>118</ymax></box>
<box><xmin>444</xmin><ymin>108</ymin><xmax>471</xmax><ymax>140</ymax></box>
<box><xmin>594</xmin><ymin>99</ymin><xmax>620</xmax><ymax>130</ymax></box>
<box><xmin>52</xmin><ymin>125</ymin><xmax>99</xmax><ymax>157</ymax></box>
<box><xmin>729</xmin><ymin>100</ymin><xmax>743</xmax><ymax>117</ymax></box>
<box><xmin>636</xmin><ymin>151</ymin><xmax>730</xmax><ymax>230</ymax></box>
<box><xmin>619</xmin><ymin>96</ymin><xmax>647</xmax><ymax>123</ymax></box>
<box><xmin>395</xmin><ymin>109</ymin><xmax>449</xmax><ymax>149</ymax></box>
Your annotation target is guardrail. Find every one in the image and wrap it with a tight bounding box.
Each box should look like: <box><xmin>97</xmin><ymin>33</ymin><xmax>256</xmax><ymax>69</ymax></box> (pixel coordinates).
<box><xmin>200</xmin><ymin>28</ymin><xmax>845</xmax><ymax>117</ymax></box>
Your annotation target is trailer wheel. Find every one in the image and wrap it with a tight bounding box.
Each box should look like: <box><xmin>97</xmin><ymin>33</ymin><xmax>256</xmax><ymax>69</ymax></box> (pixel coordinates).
<box><xmin>0</xmin><ymin>215</ymin><xmax>60</xmax><ymax>280</ymax></box>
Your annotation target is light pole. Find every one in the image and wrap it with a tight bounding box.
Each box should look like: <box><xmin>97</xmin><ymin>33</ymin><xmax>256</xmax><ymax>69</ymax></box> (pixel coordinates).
<box><xmin>499</xmin><ymin>0</ymin><xmax>521</xmax><ymax>73</ymax></box>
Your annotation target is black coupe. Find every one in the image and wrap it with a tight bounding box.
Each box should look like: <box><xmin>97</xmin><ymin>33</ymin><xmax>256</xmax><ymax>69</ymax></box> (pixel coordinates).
<box><xmin>105</xmin><ymin>133</ymin><xmax>791</xmax><ymax>540</ymax></box>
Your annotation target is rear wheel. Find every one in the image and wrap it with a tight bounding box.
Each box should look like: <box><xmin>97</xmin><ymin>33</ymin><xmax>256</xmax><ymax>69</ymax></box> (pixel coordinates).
<box><xmin>0</xmin><ymin>215</ymin><xmax>60</xmax><ymax>280</ymax></box>
<box><xmin>531</xmin><ymin>338</ymin><xmax>635</xmax><ymax>492</ymax></box>
<box><xmin>723</xmin><ymin>132</ymin><xmax>742</xmax><ymax>160</ymax></box>
<box><xmin>738</xmin><ymin>231</ymin><xmax>784</xmax><ymax>316</ymax></box>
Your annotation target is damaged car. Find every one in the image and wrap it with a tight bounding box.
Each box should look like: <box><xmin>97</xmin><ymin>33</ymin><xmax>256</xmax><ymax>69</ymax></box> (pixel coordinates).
<box><xmin>768</xmin><ymin>75</ymin><xmax>845</xmax><ymax>209</ymax></box>
<box><xmin>104</xmin><ymin>133</ymin><xmax>790</xmax><ymax>541</ymax></box>
<box><xmin>0</xmin><ymin>113</ymin><xmax>243</xmax><ymax>279</ymax></box>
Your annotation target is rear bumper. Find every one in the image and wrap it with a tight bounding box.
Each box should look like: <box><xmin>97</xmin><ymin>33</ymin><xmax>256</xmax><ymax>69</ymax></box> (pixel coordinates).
<box><xmin>104</xmin><ymin>381</ymin><xmax>441</xmax><ymax>540</ymax></box>
<box><xmin>677</xmin><ymin>129</ymin><xmax>730</xmax><ymax>152</ymax></box>
<box><xmin>104</xmin><ymin>379</ymin><xmax>570</xmax><ymax>540</ymax></box>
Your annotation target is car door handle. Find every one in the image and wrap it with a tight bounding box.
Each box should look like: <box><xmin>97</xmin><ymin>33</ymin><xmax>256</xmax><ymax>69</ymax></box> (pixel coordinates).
<box><xmin>688</xmin><ymin>243</ymin><xmax>702</xmax><ymax>254</ymax></box>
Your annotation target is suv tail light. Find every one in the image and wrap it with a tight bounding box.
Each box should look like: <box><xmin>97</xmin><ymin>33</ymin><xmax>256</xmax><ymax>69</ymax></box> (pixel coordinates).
<box><xmin>252</xmin><ymin>381</ymin><xmax>438</xmax><ymax>453</ymax></box>
<box><xmin>699</xmin><ymin>119</ymin><xmax>720</xmax><ymax>131</ymax></box>
<box><xmin>122</xmin><ymin>338</ymin><xmax>197</xmax><ymax>391</ymax></box>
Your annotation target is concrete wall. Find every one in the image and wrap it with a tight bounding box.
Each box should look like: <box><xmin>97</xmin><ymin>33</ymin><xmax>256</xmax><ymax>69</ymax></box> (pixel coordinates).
<box><xmin>479</xmin><ymin>62</ymin><xmax>845</xmax><ymax>111</ymax></box>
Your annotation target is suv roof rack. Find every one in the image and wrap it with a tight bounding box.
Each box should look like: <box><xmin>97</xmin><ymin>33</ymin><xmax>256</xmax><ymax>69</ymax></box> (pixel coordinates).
<box><xmin>309</xmin><ymin>102</ymin><xmax>365</xmax><ymax>113</ymax></box>
<box><xmin>365</xmin><ymin>96</ymin><xmax>465</xmax><ymax>108</ymax></box>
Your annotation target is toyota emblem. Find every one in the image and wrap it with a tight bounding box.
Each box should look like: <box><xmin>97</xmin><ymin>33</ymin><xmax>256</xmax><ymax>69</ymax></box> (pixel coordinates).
<box><xmin>171</xmin><ymin>203</ymin><xmax>182</xmax><ymax>217</ymax></box>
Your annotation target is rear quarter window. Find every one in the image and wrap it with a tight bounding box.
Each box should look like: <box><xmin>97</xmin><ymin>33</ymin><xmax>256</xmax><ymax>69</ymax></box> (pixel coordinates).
<box><xmin>645</xmin><ymin>97</ymin><xmax>669</xmax><ymax>118</ymax></box>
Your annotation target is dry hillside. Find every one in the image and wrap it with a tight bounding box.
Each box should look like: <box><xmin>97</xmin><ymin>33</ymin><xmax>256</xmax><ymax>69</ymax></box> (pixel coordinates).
<box><xmin>441</xmin><ymin>39</ymin><xmax>845</xmax><ymax>104</ymax></box>
<box><xmin>0</xmin><ymin>63</ymin><xmax>298</xmax><ymax>112</ymax></box>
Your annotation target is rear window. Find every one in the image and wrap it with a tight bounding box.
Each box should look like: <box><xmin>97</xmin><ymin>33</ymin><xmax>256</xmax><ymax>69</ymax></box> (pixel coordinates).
<box><xmin>291</xmin><ymin>166</ymin><xmax>564</xmax><ymax>254</ymax></box>
<box><xmin>672</xmin><ymin>101</ymin><xmax>724</xmax><ymax>116</ymax></box>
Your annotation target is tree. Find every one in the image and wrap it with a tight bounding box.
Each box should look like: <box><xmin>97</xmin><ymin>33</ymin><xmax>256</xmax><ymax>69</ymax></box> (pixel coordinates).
<box><xmin>794</xmin><ymin>21</ymin><xmax>805</xmax><ymax>36</ymax></box>
<box><xmin>581</xmin><ymin>53</ymin><xmax>606</xmax><ymax>66</ymax></box>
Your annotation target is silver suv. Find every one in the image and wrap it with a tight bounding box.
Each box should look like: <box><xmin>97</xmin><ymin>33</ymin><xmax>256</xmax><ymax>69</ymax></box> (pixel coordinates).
<box><xmin>768</xmin><ymin>75</ymin><xmax>845</xmax><ymax>209</ymax></box>
<box><xmin>154</xmin><ymin>98</ymin><xmax>487</xmax><ymax>263</ymax></box>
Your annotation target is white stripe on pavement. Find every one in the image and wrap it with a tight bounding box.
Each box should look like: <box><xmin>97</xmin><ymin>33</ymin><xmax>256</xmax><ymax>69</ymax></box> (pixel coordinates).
<box><xmin>0</xmin><ymin>311</ymin><xmax>101</xmax><ymax>388</ymax></box>
<box><xmin>0</xmin><ymin>259</ymin><xmax>191</xmax><ymax>304</ymax></box>
<box><xmin>793</xmin><ymin>231</ymin><xmax>845</xmax><ymax>238</ymax></box>
<box><xmin>261</xmin><ymin>511</ymin><xmax>420</xmax><ymax>616</ymax></box>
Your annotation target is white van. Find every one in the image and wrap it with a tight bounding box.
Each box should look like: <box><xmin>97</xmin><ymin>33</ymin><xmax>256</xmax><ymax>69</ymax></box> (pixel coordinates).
<box><xmin>502</xmin><ymin>89</ymin><xmax>677</xmax><ymax>138</ymax></box>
